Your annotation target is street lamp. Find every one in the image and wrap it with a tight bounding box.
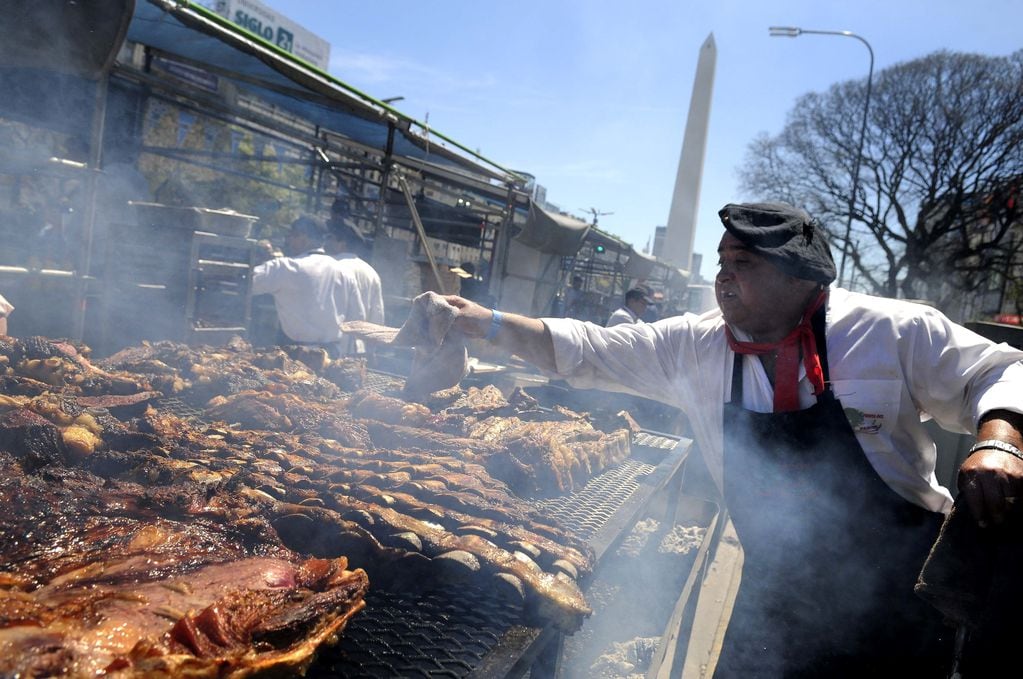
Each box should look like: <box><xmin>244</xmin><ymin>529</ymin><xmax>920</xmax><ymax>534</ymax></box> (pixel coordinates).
<box><xmin>769</xmin><ymin>26</ymin><xmax>874</xmax><ymax>288</ymax></box>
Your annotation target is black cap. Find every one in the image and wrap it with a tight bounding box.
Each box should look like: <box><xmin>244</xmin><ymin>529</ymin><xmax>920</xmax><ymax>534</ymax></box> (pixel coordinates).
<box><xmin>718</xmin><ymin>202</ymin><xmax>836</xmax><ymax>284</ymax></box>
<box><xmin>626</xmin><ymin>285</ymin><xmax>655</xmax><ymax>304</ymax></box>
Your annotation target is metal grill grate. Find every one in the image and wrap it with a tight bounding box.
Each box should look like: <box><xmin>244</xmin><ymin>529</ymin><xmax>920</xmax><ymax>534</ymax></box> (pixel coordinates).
<box><xmin>308</xmin><ymin>585</ymin><xmax>523</xmax><ymax>678</ymax></box>
<box><xmin>303</xmin><ymin>437</ymin><xmax>686</xmax><ymax>677</ymax></box>
<box><xmin>150</xmin><ymin>374</ymin><xmax>684</xmax><ymax>677</ymax></box>
<box><xmin>633</xmin><ymin>431</ymin><xmax>680</xmax><ymax>450</ymax></box>
<box><xmin>536</xmin><ymin>459</ymin><xmax>655</xmax><ymax>540</ymax></box>
<box><xmin>154</xmin><ymin>396</ymin><xmax>207</xmax><ymax>424</ymax></box>
<box><xmin>361</xmin><ymin>370</ymin><xmax>406</xmax><ymax>394</ymax></box>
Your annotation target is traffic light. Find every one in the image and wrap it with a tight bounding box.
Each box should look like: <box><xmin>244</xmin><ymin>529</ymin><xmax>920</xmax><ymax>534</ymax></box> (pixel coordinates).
<box><xmin>595</xmin><ymin>245</ymin><xmax>605</xmax><ymax>254</ymax></box>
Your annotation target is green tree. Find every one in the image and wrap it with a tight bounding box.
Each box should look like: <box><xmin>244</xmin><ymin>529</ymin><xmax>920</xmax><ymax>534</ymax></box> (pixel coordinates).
<box><xmin>740</xmin><ymin>50</ymin><xmax>1023</xmax><ymax>310</ymax></box>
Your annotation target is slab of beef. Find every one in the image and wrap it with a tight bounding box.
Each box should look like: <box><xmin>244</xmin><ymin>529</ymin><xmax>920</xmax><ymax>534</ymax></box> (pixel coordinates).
<box><xmin>0</xmin><ymin>451</ymin><xmax>368</xmax><ymax>678</ymax></box>
<box><xmin>467</xmin><ymin>417</ymin><xmax>631</xmax><ymax>496</ymax></box>
<box><xmin>347</xmin><ymin>390</ymin><xmax>433</xmax><ymax>426</ymax></box>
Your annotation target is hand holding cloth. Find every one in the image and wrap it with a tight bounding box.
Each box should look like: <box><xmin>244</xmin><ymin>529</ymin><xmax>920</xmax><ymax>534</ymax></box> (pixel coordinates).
<box><xmin>342</xmin><ymin>292</ymin><xmax>468</xmax><ymax>398</ymax></box>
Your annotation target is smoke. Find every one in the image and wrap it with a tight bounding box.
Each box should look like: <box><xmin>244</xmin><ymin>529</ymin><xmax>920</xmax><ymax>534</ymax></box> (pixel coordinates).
<box><xmin>558</xmin><ymin>510</ymin><xmax>711</xmax><ymax>678</ymax></box>
<box><xmin>710</xmin><ymin>418</ymin><xmax>943</xmax><ymax>675</ymax></box>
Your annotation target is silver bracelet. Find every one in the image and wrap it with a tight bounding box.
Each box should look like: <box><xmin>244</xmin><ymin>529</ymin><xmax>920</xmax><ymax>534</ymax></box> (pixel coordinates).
<box><xmin>968</xmin><ymin>439</ymin><xmax>1023</xmax><ymax>464</ymax></box>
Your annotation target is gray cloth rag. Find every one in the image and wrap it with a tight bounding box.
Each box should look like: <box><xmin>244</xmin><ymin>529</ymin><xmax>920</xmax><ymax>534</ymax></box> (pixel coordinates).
<box><xmin>915</xmin><ymin>501</ymin><xmax>994</xmax><ymax>627</ymax></box>
<box><xmin>915</xmin><ymin>499</ymin><xmax>1023</xmax><ymax>671</ymax></box>
<box><xmin>341</xmin><ymin>292</ymin><xmax>468</xmax><ymax>397</ymax></box>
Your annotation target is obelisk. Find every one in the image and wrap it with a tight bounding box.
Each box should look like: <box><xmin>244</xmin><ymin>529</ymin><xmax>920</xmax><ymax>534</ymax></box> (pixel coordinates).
<box><xmin>663</xmin><ymin>33</ymin><xmax>716</xmax><ymax>273</ymax></box>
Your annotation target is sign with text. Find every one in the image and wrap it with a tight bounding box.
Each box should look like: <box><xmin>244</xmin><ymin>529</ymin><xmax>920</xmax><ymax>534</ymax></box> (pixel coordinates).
<box><xmin>209</xmin><ymin>0</ymin><xmax>331</xmax><ymax>72</ymax></box>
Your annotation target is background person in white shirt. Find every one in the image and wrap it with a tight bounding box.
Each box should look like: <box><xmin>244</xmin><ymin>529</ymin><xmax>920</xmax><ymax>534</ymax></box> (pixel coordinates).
<box><xmin>439</xmin><ymin>201</ymin><xmax>1023</xmax><ymax>676</ymax></box>
<box><xmin>0</xmin><ymin>293</ymin><xmax>13</xmax><ymax>336</ymax></box>
<box><xmin>606</xmin><ymin>285</ymin><xmax>653</xmax><ymax>327</ymax></box>
<box><xmin>325</xmin><ymin>218</ymin><xmax>384</xmax><ymax>354</ymax></box>
<box><xmin>251</xmin><ymin>215</ymin><xmax>351</xmax><ymax>358</ymax></box>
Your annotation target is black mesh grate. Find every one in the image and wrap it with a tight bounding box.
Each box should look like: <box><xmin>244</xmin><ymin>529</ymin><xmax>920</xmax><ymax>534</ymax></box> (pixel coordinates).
<box><xmin>361</xmin><ymin>370</ymin><xmax>406</xmax><ymax>394</ymax></box>
<box><xmin>308</xmin><ymin>584</ymin><xmax>524</xmax><ymax>678</ymax></box>
<box><xmin>154</xmin><ymin>396</ymin><xmax>207</xmax><ymax>424</ymax></box>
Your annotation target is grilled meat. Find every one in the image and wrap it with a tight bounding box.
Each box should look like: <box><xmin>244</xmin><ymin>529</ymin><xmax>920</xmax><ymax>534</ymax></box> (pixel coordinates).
<box><xmin>363</xmin><ymin>411</ymin><xmax>631</xmax><ymax>498</ymax></box>
<box><xmin>262</xmin><ymin>496</ymin><xmax>591</xmax><ymax>632</ymax></box>
<box><xmin>0</xmin><ymin>451</ymin><xmax>368</xmax><ymax>678</ymax></box>
<box><xmin>2</xmin><ymin>334</ymin><xmax>638</xmax><ymax>645</ymax></box>
<box><xmin>348</xmin><ymin>390</ymin><xmax>432</xmax><ymax>426</ymax></box>
<box><xmin>364</xmin><ymin>420</ymin><xmax>504</xmax><ymax>456</ymax></box>
<box><xmin>320</xmin><ymin>356</ymin><xmax>366</xmax><ymax>392</ymax></box>
<box><xmin>206</xmin><ymin>390</ymin><xmax>371</xmax><ymax>448</ymax></box>
<box><xmin>0</xmin><ymin>336</ymin><xmax>148</xmax><ymax>395</ymax></box>
<box><xmin>100</xmin><ymin>339</ymin><xmax>343</xmax><ymax>406</ymax></box>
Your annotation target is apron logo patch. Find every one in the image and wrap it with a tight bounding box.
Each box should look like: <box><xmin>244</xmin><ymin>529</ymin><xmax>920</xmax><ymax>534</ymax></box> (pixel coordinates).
<box><xmin>844</xmin><ymin>407</ymin><xmax>883</xmax><ymax>434</ymax></box>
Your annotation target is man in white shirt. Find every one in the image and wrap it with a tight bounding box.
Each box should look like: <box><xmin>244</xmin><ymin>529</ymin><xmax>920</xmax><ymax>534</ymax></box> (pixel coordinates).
<box><xmin>325</xmin><ymin>217</ymin><xmax>384</xmax><ymax>354</ymax></box>
<box><xmin>440</xmin><ymin>202</ymin><xmax>1023</xmax><ymax>676</ymax></box>
<box><xmin>0</xmin><ymin>293</ymin><xmax>13</xmax><ymax>336</ymax></box>
<box><xmin>606</xmin><ymin>285</ymin><xmax>653</xmax><ymax>327</ymax></box>
<box><xmin>251</xmin><ymin>216</ymin><xmax>352</xmax><ymax>358</ymax></box>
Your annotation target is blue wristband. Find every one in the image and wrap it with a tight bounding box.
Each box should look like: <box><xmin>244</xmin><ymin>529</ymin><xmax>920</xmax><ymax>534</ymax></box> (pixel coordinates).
<box><xmin>484</xmin><ymin>309</ymin><xmax>503</xmax><ymax>341</ymax></box>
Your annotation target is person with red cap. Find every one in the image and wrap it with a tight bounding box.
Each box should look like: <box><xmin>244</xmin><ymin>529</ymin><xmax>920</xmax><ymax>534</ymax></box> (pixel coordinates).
<box><xmin>438</xmin><ymin>201</ymin><xmax>1023</xmax><ymax>676</ymax></box>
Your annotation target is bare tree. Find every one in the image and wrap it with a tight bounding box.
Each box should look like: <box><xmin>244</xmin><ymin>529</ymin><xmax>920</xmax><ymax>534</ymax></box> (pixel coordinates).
<box><xmin>740</xmin><ymin>50</ymin><xmax>1023</xmax><ymax>310</ymax></box>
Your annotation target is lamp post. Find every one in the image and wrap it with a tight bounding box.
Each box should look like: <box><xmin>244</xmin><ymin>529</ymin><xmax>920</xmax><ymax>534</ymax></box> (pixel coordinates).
<box><xmin>769</xmin><ymin>26</ymin><xmax>874</xmax><ymax>288</ymax></box>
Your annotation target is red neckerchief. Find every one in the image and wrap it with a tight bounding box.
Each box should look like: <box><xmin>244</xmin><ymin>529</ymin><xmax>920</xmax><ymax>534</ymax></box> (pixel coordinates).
<box><xmin>725</xmin><ymin>290</ymin><xmax>828</xmax><ymax>412</ymax></box>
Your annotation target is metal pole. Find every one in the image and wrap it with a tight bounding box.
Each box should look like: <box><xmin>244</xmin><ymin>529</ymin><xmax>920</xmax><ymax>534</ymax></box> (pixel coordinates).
<box><xmin>396</xmin><ymin>174</ymin><xmax>448</xmax><ymax>295</ymax></box>
<box><xmin>72</xmin><ymin>72</ymin><xmax>110</xmax><ymax>342</ymax></box>
<box><xmin>373</xmin><ymin>122</ymin><xmax>397</xmax><ymax>239</ymax></box>
<box><xmin>769</xmin><ymin>27</ymin><xmax>874</xmax><ymax>288</ymax></box>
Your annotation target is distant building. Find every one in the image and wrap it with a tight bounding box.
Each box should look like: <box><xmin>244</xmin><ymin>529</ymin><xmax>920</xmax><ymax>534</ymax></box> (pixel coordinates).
<box><xmin>690</xmin><ymin>252</ymin><xmax>704</xmax><ymax>284</ymax></box>
<box><xmin>532</xmin><ymin>183</ymin><xmax>547</xmax><ymax>208</ymax></box>
<box><xmin>512</xmin><ymin>170</ymin><xmax>548</xmax><ymax>208</ymax></box>
<box><xmin>921</xmin><ymin>176</ymin><xmax>1022</xmax><ymax>323</ymax></box>
<box><xmin>651</xmin><ymin>225</ymin><xmax>666</xmax><ymax>258</ymax></box>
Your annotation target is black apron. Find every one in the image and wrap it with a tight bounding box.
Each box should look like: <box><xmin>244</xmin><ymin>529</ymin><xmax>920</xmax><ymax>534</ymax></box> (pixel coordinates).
<box><xmin>713</xmin><ymin>308</ymin><xmax>952</xmax><ymax>678</ymax></box>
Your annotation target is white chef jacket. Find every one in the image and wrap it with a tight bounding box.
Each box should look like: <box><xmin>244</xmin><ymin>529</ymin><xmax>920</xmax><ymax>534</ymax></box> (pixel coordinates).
<box><xmin>335</xmin><ymin>254</ymin><xmax>385</xmax><ymax>325</ymax></box>
<box><xmin>251</xmin><ymin>249</ymin><xmax>354</xmax><ymax>344</ymax></box>
<box><xmin>606</xmin><ymin>306</ymin><xmax>642</xmax><ymax>327</ymax></box>
<box><xmin>334</xmin><ymin>253</ymin><xmax>384</xmax><ymax>354</ymax></box>
<box><xmin>544</xmin><ymin>287</ymin><xmax>1023</xmax><ymax>513</ymax></box>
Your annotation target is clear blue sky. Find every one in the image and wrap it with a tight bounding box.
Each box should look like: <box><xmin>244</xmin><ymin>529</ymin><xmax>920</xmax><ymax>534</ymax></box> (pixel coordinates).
<box><xmin>263</xmin><ymin>0</ymin><xmax>1020</xmax><ymax>280</ymax></box>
